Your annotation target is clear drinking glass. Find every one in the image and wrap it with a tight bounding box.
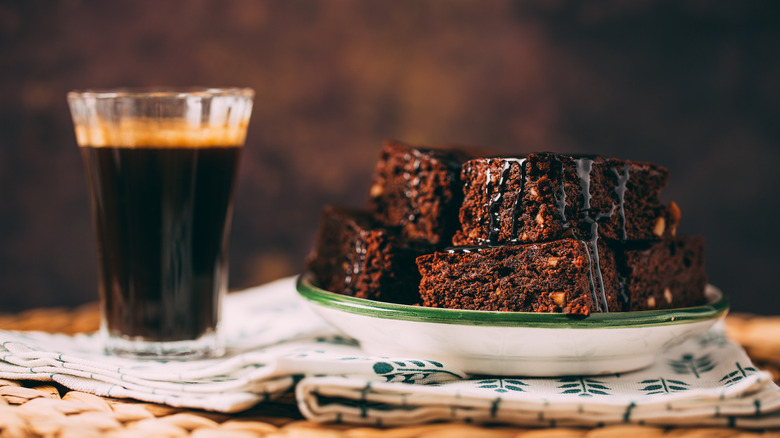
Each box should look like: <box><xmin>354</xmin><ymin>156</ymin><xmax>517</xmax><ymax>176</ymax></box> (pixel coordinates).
<box><xmin>67</xmin><ymin>88</ymin><xmax>254</xmax><ymax>359</ymax></box>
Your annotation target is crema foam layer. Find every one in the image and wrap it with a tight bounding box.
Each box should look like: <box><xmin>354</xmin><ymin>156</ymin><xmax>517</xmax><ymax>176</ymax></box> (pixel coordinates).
<box><xmin>73</xmin><ymin>119</ymin><xmax>249</xmax><ymax>148</ymax></box>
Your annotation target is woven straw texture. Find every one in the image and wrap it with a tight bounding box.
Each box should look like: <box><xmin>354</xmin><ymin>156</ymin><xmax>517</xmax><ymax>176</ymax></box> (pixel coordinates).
<box><xmin>0</xmin><ymin>304</ymin><xmax>778</xmax><ymax>438</ymax></box>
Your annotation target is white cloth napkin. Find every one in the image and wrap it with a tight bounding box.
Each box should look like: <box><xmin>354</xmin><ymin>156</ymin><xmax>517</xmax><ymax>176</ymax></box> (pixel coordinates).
<box><xmin>1</xmin><ymin>276</ymin><xmax>779</xmax><ymax>429</ymax></box>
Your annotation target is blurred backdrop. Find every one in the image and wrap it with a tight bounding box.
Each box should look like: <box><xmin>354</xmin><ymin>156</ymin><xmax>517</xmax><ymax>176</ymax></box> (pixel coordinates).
<box><xmin>0</xmin><ymin>0</ymin><xmax>778</xmax><ymax>314</ymax></box>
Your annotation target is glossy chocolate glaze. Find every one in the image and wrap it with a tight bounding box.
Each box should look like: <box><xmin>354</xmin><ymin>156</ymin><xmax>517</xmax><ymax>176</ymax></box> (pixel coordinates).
<box><xmin>458</xmin><ymin>153</ymin><xmax>637</xmax><ymax>312</ymax></box>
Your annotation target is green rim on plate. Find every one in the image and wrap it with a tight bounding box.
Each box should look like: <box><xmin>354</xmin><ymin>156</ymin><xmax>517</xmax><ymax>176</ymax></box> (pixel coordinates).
<box><xmin>296</xmin><ymin>273</ymin><xmax>729</xmax><ymax>329</ymax></box>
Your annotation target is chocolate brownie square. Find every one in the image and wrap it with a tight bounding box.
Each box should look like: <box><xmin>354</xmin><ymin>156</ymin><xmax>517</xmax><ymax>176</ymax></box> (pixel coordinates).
<box><xmin>305</xmin><ymin>205</ymin><xmax>428</xmax><ymax>304</ymax></box>
<box><xmin>619</xmin><ymin>236</ymin><xmax>707</xmax><ymax>311</ymax></box>
<box><xmin>454</xmin><ymin>154</ymin><xmax>678</xmax><ymax>245</ymax></box>
<box><xmin>416</xmin><ymin>238</ymin><xmax>621</xmax><ymax>315</ymax></box>
<box><xmin>368</xmin><ymin>140</ymin><xmax>475</xmax><ymax>246</ymax></box>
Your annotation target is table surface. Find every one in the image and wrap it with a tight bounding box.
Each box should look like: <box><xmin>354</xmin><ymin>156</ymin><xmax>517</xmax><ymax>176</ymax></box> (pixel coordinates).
<box><xmin>0</xmin><ymin>303</ymin><xmax>778</xmax><ymax>438</ymax></box>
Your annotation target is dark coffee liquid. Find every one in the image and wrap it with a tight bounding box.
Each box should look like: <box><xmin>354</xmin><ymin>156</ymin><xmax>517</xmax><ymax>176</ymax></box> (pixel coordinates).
<box><xmin>80</xmin><ymin>145</ymin><xmax>241</xmax><ymax>341</ymax></box>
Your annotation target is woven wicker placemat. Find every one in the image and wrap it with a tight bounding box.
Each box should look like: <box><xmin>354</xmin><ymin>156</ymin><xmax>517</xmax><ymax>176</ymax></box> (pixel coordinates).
<box><xmin>0</xmin><ymin>305</ymin><xmax>778</xmax><ymax>438</ymax></box>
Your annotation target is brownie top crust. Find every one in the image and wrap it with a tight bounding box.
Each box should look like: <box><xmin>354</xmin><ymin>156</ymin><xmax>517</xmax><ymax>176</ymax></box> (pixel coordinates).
<box><xmin>455</xmin><ymin>153</ymin><xmax>674</xmax><ymax>246</ymax></box>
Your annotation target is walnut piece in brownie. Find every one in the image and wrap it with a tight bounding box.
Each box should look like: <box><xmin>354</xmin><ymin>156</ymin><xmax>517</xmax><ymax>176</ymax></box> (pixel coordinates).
<box><xmin>368</xmin><ymin>140</ymin><xmax>475</xmax><ymax>246</ymax></box>
<box><xmin>305</xmin><ymin>205</ymin><xmax>428</xmax><ymax>304</ymax></box>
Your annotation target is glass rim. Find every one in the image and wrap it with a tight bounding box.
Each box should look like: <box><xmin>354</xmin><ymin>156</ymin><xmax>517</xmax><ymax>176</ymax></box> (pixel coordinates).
<box><xmin>67</xmin><ymin>87</ymin><xmax>255</xmax><ymax>100</ymax></box>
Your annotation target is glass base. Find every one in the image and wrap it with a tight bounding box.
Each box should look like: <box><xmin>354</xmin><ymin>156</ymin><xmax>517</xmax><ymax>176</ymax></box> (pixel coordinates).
<box><xmin>103</xmin><ymin>330</ymin><xmax>224</xmax><ymax>360</ymax></box>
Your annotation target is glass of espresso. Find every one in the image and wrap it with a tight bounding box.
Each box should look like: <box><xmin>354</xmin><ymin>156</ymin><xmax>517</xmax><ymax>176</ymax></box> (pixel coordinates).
<box><xmin>67</xmin><ymin>88</ymin><xmax>254</xmax><ymax>359</ymax></box>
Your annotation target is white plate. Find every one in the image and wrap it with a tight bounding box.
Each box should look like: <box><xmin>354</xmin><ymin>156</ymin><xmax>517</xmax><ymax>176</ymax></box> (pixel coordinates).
<box><xmin>296</xmin><ymin>274</ymin><xmax>729</xmax><ymax>376</ymax></box>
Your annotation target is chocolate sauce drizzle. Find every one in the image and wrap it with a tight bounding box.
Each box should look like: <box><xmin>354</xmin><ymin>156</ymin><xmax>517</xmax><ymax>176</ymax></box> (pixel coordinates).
<box><xmin>509</xmin><ymin>158</ymin><xmax>528</xmax><ymax>240</ymax></box>
<box><xmin>569</xmin><ymin>156</ymin><xmax>633</xmax><ymax>312</ymax></box>
<box><xmin>613</xmin><ymin>164</ymin><xmax>630</xmax><ymax>241</ymax></box>
<box><xmin>451</xmin><ymin>153</ymin><xmax>637</xmax><ymax>312</ymax></box>
<box><xmin>612</xmin><ymin>163</ymin><xmax>631</xmax><ymax>309</ymax></box>
<box><xmin>483</xmin><ymin>158</ymin><xmax>527</xmax><ymax>243</ymax></box>
<box><xmin>446</xmin><ymin>245</ymin><xmax>487</xmax><ymax>254</ymax></box>
<box><xmin>472</xmin><ymin>154</ymin><xmax>635</xmax><ymax>313</ymax></box>
<box><xmin>554</xmin><ymin>155</ymin><xmax>568</xmax><ymax>229</ymax></box>
<box><xmin>572</xmin><ymin>156</ymin><xmax>610</xmax><ymax>312</ymax></box>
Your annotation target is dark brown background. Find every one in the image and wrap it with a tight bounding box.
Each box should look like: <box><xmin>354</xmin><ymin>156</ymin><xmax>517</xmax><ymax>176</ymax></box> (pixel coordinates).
<box><xmin>1</xmin><ymin>0</ymin><xmax>778</xmax><ymax>314</ymax></box>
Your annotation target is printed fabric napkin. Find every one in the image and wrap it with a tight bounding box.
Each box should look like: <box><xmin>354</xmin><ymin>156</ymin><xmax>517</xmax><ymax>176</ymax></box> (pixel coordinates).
<box><xmin>1</xmin><ymin>276</ymin><xmax>779</xmax><ymax>429</ymax></box>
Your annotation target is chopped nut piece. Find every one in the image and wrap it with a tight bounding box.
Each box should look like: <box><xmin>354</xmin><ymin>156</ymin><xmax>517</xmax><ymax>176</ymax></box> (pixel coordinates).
<box><xmin>551</xmin><ymin>292</ymin><xmax>567</xmax><ymax>307</ymax></box>
<box><xmin>369</xmin><ymin>184</ymin><xmax>384</xmax><ymax>198</ymax></box>
<box><xmin>647</xmin><ymin>296</ymin><xmax>656</xmax><ymax>308</ymax></box>
<box><xmin>535</xmin><ymin>212</ymin><xmax>545</xmax><ymax>225</ymax></box>
<box><xmin>669</xmin><ymin>201</ymin><xmax>682</xmax><ymax>223</ymax></box>
<box><xmin>669</xmin><ymin>201</ymin><xmax>681</xmax><ymax>237</ymax></box>
<box><xmin>547</xmin><ymin>257</ymin><xmax>559</xmax><ymax>267</ymax></box>
<box><xmin>652</xmin><ymin>217</ymin><xmax>666</xmax><ymax>237</ymax></box>
<box><xmin>529</xmin><ymin>187</ymin><xmax>539</xmax><ymax>197</ymax></box>
<box><xmin>664</xmin><ymin>287</ymin><xmax>673</xmax><ymax>304</ymax></box>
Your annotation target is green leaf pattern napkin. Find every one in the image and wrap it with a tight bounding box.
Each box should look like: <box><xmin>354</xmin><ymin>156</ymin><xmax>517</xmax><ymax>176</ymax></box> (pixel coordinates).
<box><xmin>0</xmin><ymin>276</ymin><xmax>778</xmax><ymax>428</ymax></box>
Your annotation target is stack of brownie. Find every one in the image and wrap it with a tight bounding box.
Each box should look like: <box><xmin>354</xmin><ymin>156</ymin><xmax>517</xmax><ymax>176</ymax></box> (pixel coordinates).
<box><xmin>305</xmin><ymin>141</ymin><xmax>707</xmax><ymax>315</ymax></box>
